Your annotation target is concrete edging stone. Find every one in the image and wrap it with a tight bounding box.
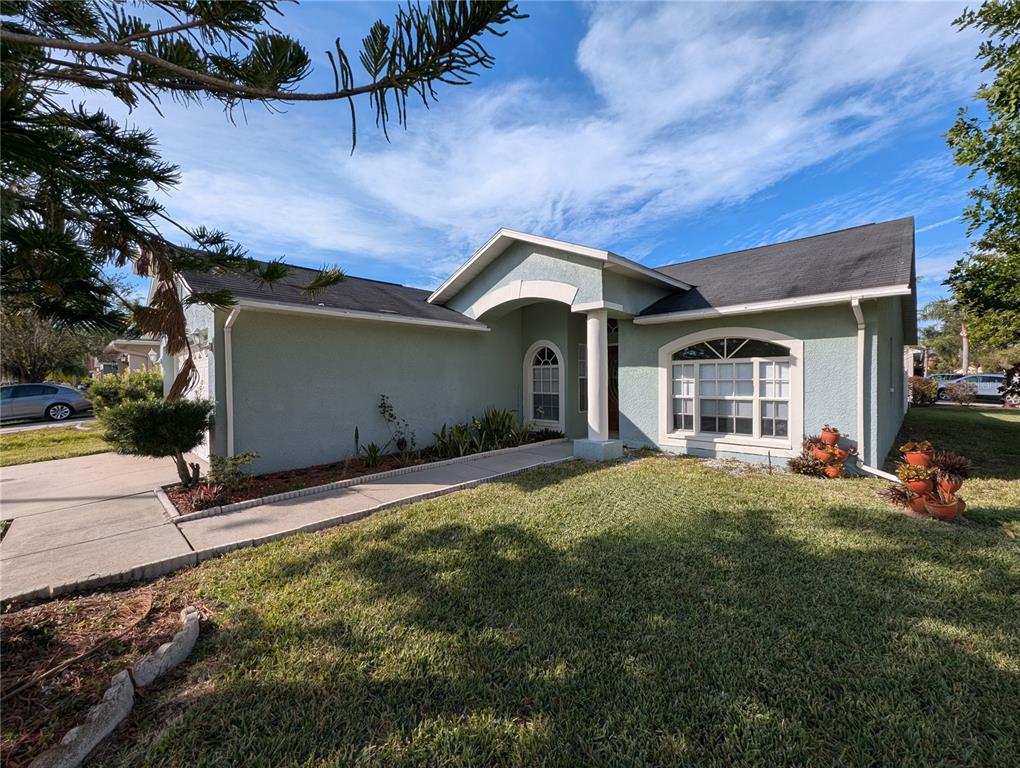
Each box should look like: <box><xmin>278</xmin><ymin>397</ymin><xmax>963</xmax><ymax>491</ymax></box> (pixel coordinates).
<box><xmin>27</xmin><ymin>607</ymin><xmax>200</xmax><ymax>768</ymax></box>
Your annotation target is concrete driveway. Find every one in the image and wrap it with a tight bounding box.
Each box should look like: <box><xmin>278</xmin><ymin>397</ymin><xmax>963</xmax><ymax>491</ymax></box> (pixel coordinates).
<box><xmin>0</xmin><ymin>453</ymin><xmax>192</xmax><ymax>600</ymax></box>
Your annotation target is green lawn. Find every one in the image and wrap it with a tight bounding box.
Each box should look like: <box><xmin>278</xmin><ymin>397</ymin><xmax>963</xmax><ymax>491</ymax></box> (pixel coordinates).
<box><xmin>0</xmin><ymin>424</ymin><xmax>109</xmax><ymax>466</ymax></box>
<box><xmin>85</xmin><ymin>408</ymin><xmax>1019</xmax><ymax>767</ymax></box>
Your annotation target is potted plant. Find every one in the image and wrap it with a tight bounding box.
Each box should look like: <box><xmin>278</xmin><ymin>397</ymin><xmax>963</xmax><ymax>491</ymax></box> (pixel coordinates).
<box><xmin>899</xmin><ymin>440</ymin><xmax>934</xmax><ymax>467</ymax></box>
<box><xmin>821</xmin><ymin>424</ymin><xmax>840</xmax><ymax>446</ymax></box>
<box><xmin>896</xmin><ymin>463</ymin><xmax>934</xmax><ymax>496</ymax></box>
<box><xmin>924</xmin><ymin>488</ymin><xmax>965</xmax><ymax>521</ymax></box>
<box><xmin>879</xmin><ymin>484</ymin><xmax>927</xmax><ymax>514</ymax></box>
<box><xmin>933</xmin><ymin>450</ymin><xmax>972</xmax><ymax>497</ymax></box>
<box><xmin>823</xmin><ymin>462</ymin><xmax>844</xmax><ymax>479</ymax></box>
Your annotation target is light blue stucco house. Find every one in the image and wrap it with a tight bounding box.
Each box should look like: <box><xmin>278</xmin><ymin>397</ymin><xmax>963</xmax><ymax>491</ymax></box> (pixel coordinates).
<box><xmin>166</xmin><ymin>217</ymin><xmax>917</xmax><ymax>474</ymax></box>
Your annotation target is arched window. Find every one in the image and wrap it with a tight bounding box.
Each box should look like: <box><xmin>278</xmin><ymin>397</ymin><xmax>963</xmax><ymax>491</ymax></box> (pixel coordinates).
<box><xmin>530</xmin><ymin>345</ymin><xmax>561</xmax><ymax>424</ymax></box>
<box><xmin>670</xmin><ymin>336</ymin><xmax>791</xmax><ymax>438</ymax></box>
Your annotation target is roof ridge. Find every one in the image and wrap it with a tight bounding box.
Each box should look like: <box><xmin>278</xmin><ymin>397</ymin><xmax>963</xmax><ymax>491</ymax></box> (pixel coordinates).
<box><xmin>654</xmin><ymin>216</ymin><xmax>914</xmax><ymax>271</ymax></box>
<box><xmin>198</xmin><ymin>259</ymin><xmax>410</xmax><ymax>289</ymax></box>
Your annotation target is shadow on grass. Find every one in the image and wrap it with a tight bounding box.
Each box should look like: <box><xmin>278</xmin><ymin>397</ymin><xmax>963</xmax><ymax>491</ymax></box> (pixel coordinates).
<box><xmin>887</xmin><ymin>405</ymin><xmax>1020</xmax><ymax>480</ymax></box>
<box><xmin>96</xmin><ymin>491</ymin><xmax>1019</xmax><ymax>767</ymax></box>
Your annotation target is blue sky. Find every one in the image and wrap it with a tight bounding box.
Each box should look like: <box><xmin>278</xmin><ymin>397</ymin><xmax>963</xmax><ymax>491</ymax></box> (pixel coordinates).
<box><xmin>98</xmin><ymin>1</ymin><xmax>984</xmax><ymax>309</ymax></box>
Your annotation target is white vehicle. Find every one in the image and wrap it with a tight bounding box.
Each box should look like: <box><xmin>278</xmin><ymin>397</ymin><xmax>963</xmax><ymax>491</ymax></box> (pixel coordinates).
<box><xmin>937</xmin><ymin>373</ymin><xmax>1005</xmax><ymax>401</ymax></box>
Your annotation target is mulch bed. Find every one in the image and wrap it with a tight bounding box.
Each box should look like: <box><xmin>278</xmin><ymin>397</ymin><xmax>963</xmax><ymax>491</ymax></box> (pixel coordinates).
<box><xmin>0</xmin><ymin>585</ymin><xmax>203</xmax><ymax>768</ymax></box>
<box><xmin>166</xmin><ymin>435</ymin><xmax>564</xmax><ymax>515</ymax></box>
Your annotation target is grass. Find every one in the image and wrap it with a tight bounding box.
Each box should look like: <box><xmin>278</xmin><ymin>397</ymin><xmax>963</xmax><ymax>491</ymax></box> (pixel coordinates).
<box><xmin>57</xmin><ymin>407</ymin><xmax>1016</xmax><ymax>767</ymax></box>
<box><xmin>0</xmin><ymin>424</ymin><xmax>109</xmax><ymax>466</ymax></box>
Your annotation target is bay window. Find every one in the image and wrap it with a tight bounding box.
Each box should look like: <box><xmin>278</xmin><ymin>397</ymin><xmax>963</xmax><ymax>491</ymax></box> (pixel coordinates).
<box><xmin>669</xmin><ymin>337</ymin><xmax>791</xmax><ymax>440</ymax></box>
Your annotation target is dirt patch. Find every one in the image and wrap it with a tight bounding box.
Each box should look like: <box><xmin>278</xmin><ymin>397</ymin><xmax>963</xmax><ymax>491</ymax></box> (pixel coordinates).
<box><xmin>0</xmin><ymin>584</ymin><xmax>204</xmax><ymax>767</ymax></box>
<box><xmin>700</xmin><ymin>457</ymin><xmax>787</xmax><ymax>477</ymax></box>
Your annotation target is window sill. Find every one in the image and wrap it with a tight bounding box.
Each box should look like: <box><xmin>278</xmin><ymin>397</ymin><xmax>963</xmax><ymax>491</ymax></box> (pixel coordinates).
<box><xmin>659</xmin><ymin>432</ymin><xmax>794</xmax><ymax>456</ymax></box>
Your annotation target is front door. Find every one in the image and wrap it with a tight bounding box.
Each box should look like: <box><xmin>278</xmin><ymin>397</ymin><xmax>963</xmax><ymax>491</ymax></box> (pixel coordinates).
<box><xmin>608</xmin><ymin>344</ymin><xmax>619</xmax><ymax>437</ymax></box>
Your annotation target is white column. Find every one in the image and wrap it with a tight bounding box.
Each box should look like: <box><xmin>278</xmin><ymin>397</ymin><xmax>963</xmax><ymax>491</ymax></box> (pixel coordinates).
<box><xmin>586</xmin><ymin>309</ymin><xmax>609</xmax><ymax>442</ymax></box>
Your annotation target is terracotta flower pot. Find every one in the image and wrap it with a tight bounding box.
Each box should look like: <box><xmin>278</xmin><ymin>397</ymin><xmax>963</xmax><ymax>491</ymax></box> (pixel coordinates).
<box><xmin>821</xmin><ymin>429</ymin><xmax>840</xmax><ymax>446</ymax></box>
<box><xmin>938</xmin><ymin>475</ymin><xmax>963</xmax><ymax>497</ymax></box>
<box><xmin>812</xmin><ymin>446</ymin><xmax>834</xmax><ymax>462</ymax></box>
<box><xmin>903</xmin><ymin>450</ymin><xmax>933</xmax><ymax>468</ymax></box>
<box><xmin>833</xmin><ymin>447</ymin><xmax>850</xmax><ymax>462</ymax></box>
<box><xmin>904</xmin><ymin>478</ymin><xmax>933</xmax><ymax>496</ymax></box>
<box><xmin>824</xmin><ymin>463</ymin><xmax>844</xmax><ymax>479</ymax></box>
<box><xmin>907</xmin><ymin>495</ymin><xmax>928</xmax><ymax>514</ymax></box>
<box><xmin>925</xmin><ymin>497</ymin><xmax>963</xmax><ymax>521</ymax></box>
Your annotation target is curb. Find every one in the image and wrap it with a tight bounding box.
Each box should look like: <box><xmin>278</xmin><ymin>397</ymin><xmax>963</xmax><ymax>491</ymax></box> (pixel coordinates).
<box><xmin>169</xmin><ymin>438</ymin><xmax>569</xmax><ymax>523</ymax></box>
<box><xmin>27</xmin><ymin>607</ymin><xmax>200</xmax><ymax>768</ymax></box>
<box><xmin>3</xmin><ymin>455</ymin><xmax>575</xmax><ymax>604</ymax></box>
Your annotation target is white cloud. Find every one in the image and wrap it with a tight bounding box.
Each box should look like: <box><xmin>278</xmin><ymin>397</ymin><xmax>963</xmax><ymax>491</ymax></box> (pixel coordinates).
<box><xmin>334</xmin><ymin>1</ymin><xmax>979</xmax><ymax>263</ymax></box>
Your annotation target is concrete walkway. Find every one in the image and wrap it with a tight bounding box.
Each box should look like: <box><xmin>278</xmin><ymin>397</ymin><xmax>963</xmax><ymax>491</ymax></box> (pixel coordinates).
<box><xmin>1</xmin><ymin>442</ymin><xmax>574</xmax><ymax>601</ymax></box>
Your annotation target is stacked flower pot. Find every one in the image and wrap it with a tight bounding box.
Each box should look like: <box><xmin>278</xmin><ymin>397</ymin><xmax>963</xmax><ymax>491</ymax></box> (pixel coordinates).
<box><xmin>894</xmin><ymin>441</ymin><xmax>971</xmax><ymax>521</ymax></box>
<box><xmin>808</xmin><ymin>425</ymin><xmax>851</xmax><ymax>478</ymax></box>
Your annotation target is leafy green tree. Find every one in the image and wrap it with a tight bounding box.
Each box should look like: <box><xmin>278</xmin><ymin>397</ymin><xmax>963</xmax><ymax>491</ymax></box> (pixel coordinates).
<box><xmin>1</xmin><ymin>1</ymin><xmax>525</xmax><ymax>396</ymax></box>
<box><xmin>945</xmin><ymin>1</ymin><xmax>1020</xmax><ymax>349</ymax></box>
<box><xmin>0</xmin><ymin>310</ymin><xmax>110</xmax><ymax>382</ymax></box>
<box><xmin>87</xmin><ymin>369</ymin><xmax>163</xmax><ymax>413</ymax></box>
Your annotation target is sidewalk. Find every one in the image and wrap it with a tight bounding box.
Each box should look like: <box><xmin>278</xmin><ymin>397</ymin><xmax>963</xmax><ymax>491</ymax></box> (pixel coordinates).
<box><xmin>1</xmin><ymin>442</ymin><xmax>574</xmax><ymax>602</ymax></box>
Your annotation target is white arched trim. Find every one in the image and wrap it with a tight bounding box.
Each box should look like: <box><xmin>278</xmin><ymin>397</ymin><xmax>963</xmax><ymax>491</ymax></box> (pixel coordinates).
<box><xmin>524</xmin><ymin>339</ymin><xmax>566</xmax><ymax>433</ymax></box>
<box><xmin>656</xmin><ymin>327</ymin><xmax>804</xmax><ymax>458</ymax></box>
<box><xmin>464</xmin><ymin>279</ymin><xmax>578</xmax><ymax>320</ymax></box>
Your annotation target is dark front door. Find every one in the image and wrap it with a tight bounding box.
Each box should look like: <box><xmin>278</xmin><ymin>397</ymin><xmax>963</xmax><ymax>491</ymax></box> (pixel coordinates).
<box><xmin>608</xmin><ymin>344</ymin><xmax>619</xmax><ymax>437</ymax></box>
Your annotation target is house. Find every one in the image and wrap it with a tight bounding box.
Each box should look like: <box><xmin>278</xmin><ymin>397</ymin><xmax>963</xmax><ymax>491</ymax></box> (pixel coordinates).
<box><xmin>163</xmin><ymin>217</ymin><xmax>916</xmax><ymax>473</ymax></box>
<box><xmin>92</xmin><ymin>338</ymin><xmax>162</xmax><ymax>376</ymax></box>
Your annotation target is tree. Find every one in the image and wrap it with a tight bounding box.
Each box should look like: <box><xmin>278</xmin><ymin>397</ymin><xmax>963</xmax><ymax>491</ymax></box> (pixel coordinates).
<box><xmin>0</xmin><ymin>310</ymin><xmax>110</xmax><ymax>382</ymax></box>
<box><xmin>945</xmin><ymin>1</ymin><xmax>1020</xmax><ymax>350</ymax></box>
<box><xmin>1</xmin><ymin>1</ymin><xmax>525</xmax><ymax>396</ymax></box>
<box><xmin>103</xmin><ymin>397</ymin><xmax>213</xmax><ymax>484</ymax></box>
<box><xmin>919</xmin><ymin>299</ymin><xmax>978</xmax><ymax>371</ymax></box>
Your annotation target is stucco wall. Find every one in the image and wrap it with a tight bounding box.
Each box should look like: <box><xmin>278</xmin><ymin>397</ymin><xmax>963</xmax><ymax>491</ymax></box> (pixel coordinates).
<box><xmin>228</xmin><ymin>311</ymin><xmax>523</xmax><ymax>473</ymax></box>
<box><xmin>518</xmin><ymin>302</ymin><xmax>586</xmax><ymax>438</ymax></box>
<box><xmin>874</xmin><ymin>296</ymin><xmax>907</xmax><ymax>465</ymax></box>
<box><xmin>447</xmin><ymin>242</ymin><xmax>604</xmax><ymax>314</ymax></box>
<box><xmin>618</xmin><ymin>304</ymin><xmax>864</xmax><ymax>462</ymax></box>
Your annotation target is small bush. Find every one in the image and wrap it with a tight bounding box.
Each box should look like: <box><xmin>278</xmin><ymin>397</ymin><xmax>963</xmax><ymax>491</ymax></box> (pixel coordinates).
<box><xmin>896</xmin><ymin>463</ymin><xmax>933</xmax><ymax>482</ymax></box>
<box><xmin>103</xmin><ymin>398</ymin><xmax>212</xmax><ymax>484</ymax></box>
<box><xmin>909</xmin><ymin>376</ymin><xmax>938</xmax><ymax>406</ymax></box>
<box><xmin>208</xmin><ymin>451</ymin><xmax>259</xmax><ymax>490</ymax></box>
<box><xmin>944</xmin><ymin>381</ymin><xmax>977</xmax><ymax>405</ymax></box>
<box><xmin>433</xmin><ymin>423</ymin><xmax>475</xmax><ymax>459</ymax></box>
<box><xmin>88</xmin><ymin>369</ymin><xmax>162</xmax><ymax>413</ymax></box>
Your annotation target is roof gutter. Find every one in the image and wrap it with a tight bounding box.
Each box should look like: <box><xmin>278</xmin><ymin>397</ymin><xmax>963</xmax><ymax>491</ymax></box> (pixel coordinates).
<box><xmin>633</xmin><ymin>284</ymin><xmax>911</xmax><ymax>325</ymax></box>
<box><xmin>224</xmin><ymin>306</ymin><xmax>240</xmax><ymax>456</ymax></box>
<box><xmin>236</xmin><ymin>298</ymin><xmax>489</xmax><ymax>332</ymax></box>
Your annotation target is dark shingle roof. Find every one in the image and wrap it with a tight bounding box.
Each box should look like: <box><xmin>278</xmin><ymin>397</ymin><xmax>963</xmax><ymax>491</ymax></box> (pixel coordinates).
<box><xmin>181</xmin><ymin>263</ymin><xmax>484</xmax><ymax>328</ymax></box>
<box><xmin>641</xmin><ymin>217</ymin><xmax>915</xmax><ymax>316</ymax></box>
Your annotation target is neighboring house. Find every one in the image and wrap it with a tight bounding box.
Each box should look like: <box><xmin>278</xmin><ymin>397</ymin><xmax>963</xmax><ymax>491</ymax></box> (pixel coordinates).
<box><xmin>163</xmin><ymin>217</ymin><xmax>916</xmax><ymax>472</ymax></box>
<box><xmin>90</xmin><ymin>338</ymin><xmax>161</xmax><ymax>376</ymax></box>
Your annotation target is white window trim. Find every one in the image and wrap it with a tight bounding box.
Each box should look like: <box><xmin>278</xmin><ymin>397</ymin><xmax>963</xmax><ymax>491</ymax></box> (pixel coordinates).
<box><xmin>657</xmin><ymin>327</ymin><xmax>804</xmax><ymax>457</ymax></box>
<box><xmin>524</xmin><ymin>339</ymin><xmax>566</xmax><ymax>433</ymax></box>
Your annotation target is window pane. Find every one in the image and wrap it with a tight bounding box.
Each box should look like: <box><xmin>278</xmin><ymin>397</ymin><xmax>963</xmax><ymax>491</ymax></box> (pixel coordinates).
<box><xmin>701</xmin><ymin>381</ymin><xmax>717</xmax><ymax>396</ymax></box>
<box><xmin>699</xmin><ymin>364</ymin><xmax>716</xmax><ymax>380</ymax></box>
<box><xmin>718</xmin><ymin>363</ymin><xmax>733</xmax><ymax>379</ymax></box>
<box><xmin>673</xmin><ymin>343</ymin><xmax>717</xmax><ymax>360</ymax></box>
<box><xmin>740</xmin><ymin>339</ymin><xmax>791</xmax><ymax>357</ymax></box>
<box><xmin>734</xmin><ymin>380</ymin><xmax>752</xmax><ymax>396</ymax></box>
<box><xmin>775</xmin><ymin>420</ymin><xmax>788</xmax><ymax>437</ymax></box>
<box><xmin>736</xmin><ymin>362</ymin><xmax>753</xmax><ymax>380</ymax></box>
<box><xmin>735</xmin><ymin>418</ymin><xmax>753</xmax><ymax>434</ymax></box>
<box><xmin>777</xmin><ymin>362</ymin><xmax>790</xmax><ymax>380</ymax></box>
<box><xmin>762</xmin><ymin>420</ymin><xmax>774</xmax><ymax>436</ymax></box>
<box><xmin>777</xmin><ymin>402</ymin><xmax>788</xmax><ymax>419</ymax></box>
<box><xmin>707</xmin><ymin>339</ymin><xmax>727</xmax><ymax>358</ymax></box>
<box><xmin>735</xmin><ymin>401</ymin><xmax>752</xmax><ymax>418</ymax></box>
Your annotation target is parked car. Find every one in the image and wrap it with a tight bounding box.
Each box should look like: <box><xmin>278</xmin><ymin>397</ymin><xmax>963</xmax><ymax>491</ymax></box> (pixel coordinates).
<box><xmin>937</xmin><ymin>373</ymin><xmax>1006</xmax><ymax>401</ymax></box>
<box><xmin>926</xmin><ymin>373</ymin><xmax>960</xmax><ymax>382</ymax></box>
<box><xmin>0</xmin><ymin>383</ymin><xmax>93</xmax><ymax>422</ymax></box>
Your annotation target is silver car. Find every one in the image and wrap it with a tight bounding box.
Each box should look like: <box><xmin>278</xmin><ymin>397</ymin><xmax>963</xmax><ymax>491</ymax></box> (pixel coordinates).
<box><xmin>0</xmin><ymin>383</ymin><xmax>93</xmax><ymax>422</ymax></box>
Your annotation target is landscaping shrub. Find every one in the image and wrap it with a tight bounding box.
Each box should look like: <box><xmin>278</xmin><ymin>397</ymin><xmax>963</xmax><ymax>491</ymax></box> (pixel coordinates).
<box><xmin>909</xmin><ymin>376</ymin><xmax>938</xmax><ymax>406</ymax></box>
<box><xmin>433</xmin><ymin>423</ymin><xmax>475</xmax><ymax>459</ymax></box>
<box><xmin>103</xmin><ymin>398</ymin><xmax>212</xmax><ymax>484</ymax></box>
<box><xmin>208</xmin><ymin>451</ymin><xmax>259</xmax><ymax>490</ymax></box>
<box><xmin>473</xmin><ymin>407</ymin><xmax>528</xmax><ymax>450</ymax></box>
<box><xmin>944</xmin><ymin>381</ymin><xmax>978</xmax><ymax>405</ymax></box>
<box><xmin>87</xmin><ymin>369</ymin><xmax>162</xmax><ymax>413</ymax></box>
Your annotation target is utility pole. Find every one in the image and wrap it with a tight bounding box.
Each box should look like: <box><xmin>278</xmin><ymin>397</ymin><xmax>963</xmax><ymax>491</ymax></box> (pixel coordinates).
<box><xmin>960</xmin><ymin>323</ymin><xmax>969</xmax><ymax>374</ymax></box>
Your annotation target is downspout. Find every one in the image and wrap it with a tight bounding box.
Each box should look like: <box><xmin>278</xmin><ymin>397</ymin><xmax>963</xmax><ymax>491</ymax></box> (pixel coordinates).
<box><xmin>850</xmin><ymin>297</ymin><xmax>894</xmax><ymax>480</ymax></box>
<box><xmin>224</xmin><ymin>307</ymin><xmax>241</xmax><ymax>456</ymax></box>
